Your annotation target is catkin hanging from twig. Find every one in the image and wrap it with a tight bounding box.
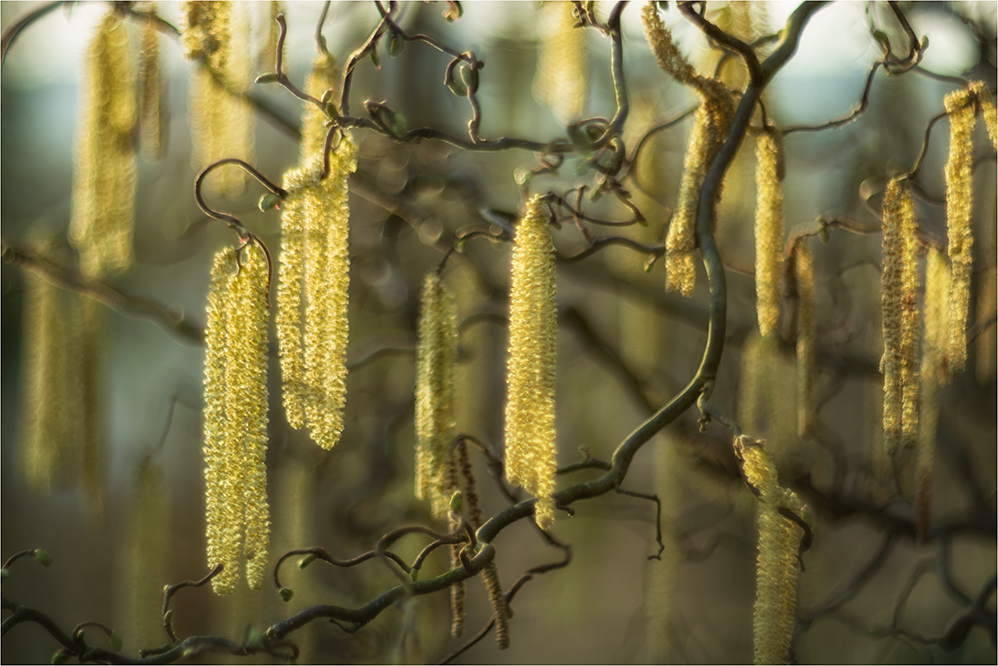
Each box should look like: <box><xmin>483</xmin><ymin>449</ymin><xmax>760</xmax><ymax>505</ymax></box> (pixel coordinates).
<box><xmin>301</xmin><ymin>52</ymin><xmax>340</xmax><ymax>161</ymax></box>
<box><xmin>504</xmin><ymin>195</ymin><xmax>558</xmax><ymax>530</ymax></box>
<box><xmin>277</xmin><ymin>134</ymin><xmax>357</xmax><ymax>449</ymax></box>
<box><xmin>755</xmin><ymin>129</ymin><xmax>785</xmax><ymax>338</ymax></box>
<box><xmin>641</xmin><ymin>3</ymin><xmax>734</xmax><ymax>297</ymax></box>
<box><xmin>138</xmin><ymin>6</ymin><xmax>167</xmax><ymax>161</ymax></box>
<box><xmin>793</xmin><ymin>242</ymin><xmax>815</xmax><ymax>437</ymax></box>
<box><xmin>532</xmin><ymin>1</ymin><xmax>589</xmax><ymax>125</ymax></box>
<box><xmin>203</xmin><ymin>244</ymin><xmax>271</xmax><ymax>594</ymax></box>
<box><xmin>70</xmin><ymin>11</ymin><xmax>136</xmax><ymax>280</ymax></box>
<box><xmin>880</xmin><ymin>178</ymin><xmax>920</xmax><ymax>456</ymax></box>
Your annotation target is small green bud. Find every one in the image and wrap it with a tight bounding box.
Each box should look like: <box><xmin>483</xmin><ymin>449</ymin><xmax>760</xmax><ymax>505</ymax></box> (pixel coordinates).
<box><xmin>298</xmin><ymin>554</ymin><xmax>317</xmax><ymax>569</ymax></box>
<box><xmin>279</xmin><ymin>587</ymin><xmax>294</xmax><ymax>602</ymax></box>
<box><xmin>33</xmin><ymin>549</ymin><xmax>52</xmax><ymax>567</ymax></box>
<box><xmin>449</xmin><ymin>491</ymin><xmax>463</xmax><ymax>512</ymax></box>
<box><xmin>388</xmin><ymin>31</ymin><xmax>405</xmax><ymax>57</ymax></box>
<box><xmin>109</xmin><ymin>631</ymin><xmax>122</xmax><ymax>652</ymax></box>
<box><xmin>51</xmin><ymin>650</ymin><xmax>71</xmax><ymax>665</ymax></box>
<box><xmin>1</xmin><ymin>568</ymin><xmax>9</xmax><ymax>579</ymax></box>
<box><xmin>818</xmin><ymin>226</ymin><xmax>830</xmax><ymax>244</ymax></box>
<box><xmin>258</xmin><ymin>193</ymin><xmax>282</xmax><ymax>212</ymax></box>
<box><xmin>245</xmin><ymin>626</ymin><xmax>265</xmax><ymax>650</ymax></box>
<box><xmin>370</xmin><ymin>46</ymin><xmax>381</xmax><ymax>69</ymax></box>
<box><xmin>255</xmin><ymin>72</ymin><xmax>281</xmax><ymax>85</ymax></box>
<box><xmin>410</xmin><ymin>568</ymin><xmax>419</xmax><ymax>582</ymax></box>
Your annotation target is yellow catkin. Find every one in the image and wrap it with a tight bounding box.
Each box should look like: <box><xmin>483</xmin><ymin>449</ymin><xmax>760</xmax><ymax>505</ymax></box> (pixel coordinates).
<box><xmin>70</xmin><ymin>11</ymin><xmax>136</xmax><ymax>280</ymax></box>
<box><xmin>119</xmin><ymin>461</ymin><xmax>168</xmax><ymax>649</ymax></box>
<box><xmin>20</xmin><ymin>241</ymin><xmax>74</xmax><ymax>494</ymax></box>
<box><xmin>504</xmin><ymin>195</ymin><xmax>558</xmax><ymax>530</ymax></box>
<box><xmin>257</xmin><ymin>1</ymin><xmax>280</xmax><ymax>74</ymax></box>
<box><xmin>532</xmin><ymin>1</ymin><xmax>588</xmax><ymax>125</ymax></box>
<box><xmin>755</xmin><ymin>129</ymin><xmax>785</xmax><ymax>338</ymax></box>
<box><xmin>880</xmin><ymin>178</ymin><xmax>920</xmax><ymax>455</ymax></box>
<box><xmin>203</xmin><ymin>245</ymin><xmax>271</xmax><ymax>594</ymax></box>
<box><xmin>733</xmin><ymin>435</ymin><xmax>804</xmax><ymax>666</ymax></box>
<box><xmin>301</xmin><ymin>52</ymin><xmax>340</xmax><ymax>161</ymax></box>
<box><xmin>139</xmin><ymin>6</ymin><xmax>167</xmax><ymax>161</ymax></box>
<box><xmin>414</xmin><ymin>274</ymin><xmax>459</xmax><ymax>520</ymax></box>
<box><xmin>642</xmin><ymin>3</ymin><xmax>734</xmax><ymax>297</ymax></box>
<box><xmin>944</xmin><ymin>86</ymin><xmax>976</xmax><ymax>374</ymax></box>
<box><xmin>972</xmin><ymin>82</ymin><xmax>997</xmax><ymax>150</ymax></box>
<box><xmin>480</xmin><ymin>561</ymin><xmax>511</xmax><ymax>650</ymax></box>
<box><xmin>793</xmin><ymin>242</ymin><xmax>815</xmax><ymax>437</ymax></box>
<box><xmin>916</xmin><ymin>248</ymin><xmax>949</xmax><ymax>543</ymax></box>
<box><xmin>976</xmin><ymin>263</ymin><xmax>996</xmax><ymax>385</ymax></box>
<box><xmin>182</xmin><ymin>1</ymin><xmax>254</xmax><ymax>197</ymax></box>
<box><xmin>277</xmin><ymin>134</ymin><xmax>357</xmax><ymax>449</ymax></box>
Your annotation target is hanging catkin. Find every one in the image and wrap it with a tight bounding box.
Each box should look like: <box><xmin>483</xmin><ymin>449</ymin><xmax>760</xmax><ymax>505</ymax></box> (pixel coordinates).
<box><xmin>642</xmin><ymin>3</ymin><xmax>734</xmax><ymax>297</ymax></box>
<box><xmin>277</xmin><ymin>134</ymin><xmax>357</xmax><ymax>449</ymax></box>
<box><xmin>300</xmin><ymin>52</ymin><xmax>340</xmax><ymax>161</ymax></box>
<box><xmin>504</xmin><ymin>195</ymin><xmax>558</xmax><ymax>530</ymax></box>
<box><xmin>943</xmin><ymin>86</ymin><xmax>976</xmax><ymax>374</ymax></box>
<box><xmin>70</xmin><ymin>10</ymin><xmax>136</xmax><ymax>280</ymax></box>
<box><xmin>755</xmin><ymin>129</ymin><xmax>785</xmax><ymax>338</ymax></box>
<box><xmin>880</xmin><ymin>178</ymin><xmax>920</xmax><ymax>456</ymax></box>
<box><xmin>414</xmin><ymin>274</ymin><xmax>459</xmax><ymax>520</ymax></box>
<box><xmin>139</xmin><ymin>7</ymin><xmax>167</xmax><ymax>161</ymax></box>
<box><xmin>181</xmin><ymin>1</ymin><xmax>254</xmax><ymax>197</ymax></box>
<box><xmin>733</xmin><ymin>435</ymin><xmax>806</xmax><ymax>666</ymax></box>
<box><xmin>793</xmin><ymin>242</ymin><xmax>815</xmax><ymax>437</ymax></box>
<box><xmin>203</xmin><ymin>245</ymin><xmax>271</xmax><ymax>594</ymax></box>
<box><xmin>532</xmin><ymin>1</ymin><xmax>589</xmax><ymax>125</ymax></box>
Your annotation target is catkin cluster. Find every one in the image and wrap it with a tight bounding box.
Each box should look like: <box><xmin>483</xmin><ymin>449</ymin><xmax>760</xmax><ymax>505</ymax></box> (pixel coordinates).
<box><xmin>414</xmin><ymin>274</ymin><xmax>459</xmax><ymax>520</ymax></box>
<box><xmin>793</xmin><ymin>242</ymin><xmax>815</xmax><ymax>437</ymax></box>
<box><xmin>532</xmin><ymin>1</ymin><xmax>589</xmax><ymax>125</ymax></box>
<box><xmin>754</xmin><ymin>129</ymin><xmax>785</xmax><ymax>338</ymax></box>
<box><xmin>504</xmin><ymin>196</ymin><xmax>558</xmax><ymax>530</ymax></box>
<box><xmin>70</xmin><ymin>11</ymin><xmax>136</xmax><ymax>280</ymax></box>
<box><xmin>203</xmin><ymin>245</ymin><xmax>271</xmax><ymax>595</ymax></box>
<box><xmin>181</xmin><ymin>1</ymin><xmax>254</xmax><ymax>197</ymax></box>
<box><xmin>277</xmin><ymin>134</ymin><xmax>357</xmax><ymax>449</ymax></box>
<box><xmin>733</xmin><ymin>435</ymin><xmax>806</xmax><ymax>666</ymax></box>
<box><xmin>642</xmin><ymin>3</ymin><xmax>735</xmax><ymax>297</ymax></box>
<box><xmin>880</xmin><ymin>178</ymin><xmax>921</xmax><ymax>456</ymax></box>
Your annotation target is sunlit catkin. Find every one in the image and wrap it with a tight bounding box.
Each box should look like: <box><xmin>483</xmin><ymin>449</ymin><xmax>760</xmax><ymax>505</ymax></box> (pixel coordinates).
<box><xmin>504</xmin><ymin>196</ymin><xmax>558</xmax><ymax>530</ymax></box>
<box><xmin>880</xmin><ymin>178</ymin><xmax>920</xmax><ymax>455</ymax></box>
<box><xmin>793</xmin><ymin>242</ymin><xmax>815</xmax><ymax>437</ymax></box>
<box><xmin>480</xmin><ymin>561</ymin><xmax>511</xmax><ymax>650</ymax></box>
<box><xmin>944</xmin><ymin>86</ymin><xmax>976</xmax><ymax>374</ymax></box>
<box><xmin>139</xmin><ymin>7</ymin><xmax>167</xmax><ymax>161</ymax></box>
<box><xmin>277</xmin><ymin>134</ymin><xmax>357</xmax><ymax>449</ymax></box>
<box><xmin>532</xmin><ymin>1</ymin><xmax>589</xmax><ymax>125</ymax></box>
<box><xmin>203</xmin><ymin>245</ymin><xmax>271</xmax><ymax>594</ymax></box>
<box><xmin>182</xmin><ymin>1</ymin><xmax>254</xmax><ymax>197</ymax></box>
<box><xmin>300</xmin><ymin>52</ymin><xmax>340</xmax><ymax>161</ymax></box>
<box><xmin>733</xmin><ymin>435</ymin><xmax>804</xmax><ymax>666</ymax></box>
<box><xmin>642</xmin><ymin>3</ymin><xmax>734</xmax><ymax>296</ymax></box>
<box><xmin>972</xmin><ymin>82</ymin><xmax>997</xmax><ymax>149</ymax></box>
<box><xmin>70</xmin><ymin>11</ymin><xmax>136</xmax><ymax>280</ymax></box>
<box><xmin>414</xmin><ymin>274</ymin><xmax>459</xmax><ymax>520</ymax></box>
<box><xmin>755</xmin><ymin>129</ymin><xmax>785</xmax><ymax>337</ymax></box>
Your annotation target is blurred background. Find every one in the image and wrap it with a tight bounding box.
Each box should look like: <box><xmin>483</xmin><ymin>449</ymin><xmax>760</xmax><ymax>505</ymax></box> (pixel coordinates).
<box><xmin>1</xmin><ymin>1</ymin><xmax>996</xmax><ymax>663</ymax></box>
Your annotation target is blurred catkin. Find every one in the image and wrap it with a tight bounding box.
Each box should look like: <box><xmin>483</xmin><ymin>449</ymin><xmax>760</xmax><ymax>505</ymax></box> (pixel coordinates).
<box><xmin>480</xmin><ymin>562</ymin><xmax>511</xmax><ymax>650</ymax></box>
<box><xmin>181</xmin><ymin>1</ymin><xmax>254</xmax><ymax>197</ymax></box>
<box><xmin>734</xmin><ymin>435</ymin><xmax>804</xmax><ymax>666</ymax></box>
<box><xmin>203</xmin><ymin>245</ymin><xmax>271</xmax><ymax>594</ymax></box>
<box><xmin>139</xmin><ymin>6</ymin><xmax>167</xmax><ymax>161</ymax></box>
<box><xmin>414</xmin><ymin>274</ymin><xmax>459</xmax><ymax>520</ymax></box>
<box><xmin>793</xmin><ymin>242</ymin><xmax>815</xmax><ymax>437</ymax></box>
<box><xmin>504</xmin><ymin>195</ymin><xmax>558</xmax><ymax>530</ymax></box>
<box><xmin>277</xmin><ymin>134</ymin><xmax>357</xmax><ymax>449</ymax></box>
<box><xmin>642</xmin><ymin>3</ymin><xmax>734</xmax><ymax>296</ymax></box>
<box><xmin>301</xmin><ymin>52</ymin><xmax>340</xmax><ymax>161</ymax></box>
<box><xmin>79</xmin><ymin>295</ymin><xmax>108</xmax><ymax>521</ymax></box>
<box><xmin>532</xmin><ymin>1</ymin><xmax>588</xmax><ymax>125</ymax></box>
<box><xmin>880</xmin><ymin>178</ymin><xmax>920</xmax><ymax>455</ymax></box>
<box><xmin>943</xmin><ymin>86</ymin><xmax>976</xmax><ymax>374</ymax></box>
<box><xmin>70</xmin><ymin>11</ymin><xmax>137</xmax><ymax>280</ymax></box>
<box><xmin>754</xmin><ymin>129</ymin><xmax>785</xmax><ymax>338</ymax></box>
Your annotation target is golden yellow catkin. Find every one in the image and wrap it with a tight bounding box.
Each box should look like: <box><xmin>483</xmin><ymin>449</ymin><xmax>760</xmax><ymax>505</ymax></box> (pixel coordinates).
<box><xmin>944</xmin><ymin>86</ymin><xmax>976</xmax><ymax>374</ymax></box>
<box><xmin>916</xmin><ymin>248</ymin><xmax>949</xmax><ymax>543</ymax></box>
<box><xmin>139</xmin><ymin>6</ymin><xmax>167</xmax><ymax>161</ymax></box>
<box><xmin>977</xmin><ymin>263</ymin><xmax>996</xmax><ymax>385</ymax></box>
<box><xmin>642</xmin><ymin>3</ymin><xmax>734</xmax><ymax>297</ymax></box>
<box><xmin>733</xmin><ymin>435</ymin><xmax>804</xmax><ymax>666</ymax></box>
<box><xmin>414</xmin><ymin>274</ymin><xmax>459</xmax><ymax>520</ymax></box>
<box><xmin>203</xmin><ymin>245</ymin><xmax>271</xmax><ymax>594</ymax></box>
<box><xmin>277</xmin><ymin>134</ymin><xmax>357</xmax><ymax>449</ymax></box>
<box><xmin>182</xmin><ymin>1</ymin><xmax>254</xmax><ymax>197</ymax></box>
<box><xmin>300</xmin><ymin>52</ymin><xmax>340</xmax><ymax>161</ymax></box>
<box><xmin>20</xmin><ymin>241</ymin><xmax>74</xmax><ymax>494</ymax></box>
<box><xmin>504</xmin><ymin>195</ymin><xmax>558</xmax><ymax>530</ymax></box>
<box><xmin>880</xmin><ymin>178</ymin><xmax>920</xmax><ymax>455</ymax></box>
<box><xmin>971</xmin><ymin>81</ymin><xmax>997</xmax><ymax>150</ymax></box>
<box><xmin>755</xmin><ymin>129</ymin><xmax>785</xmax><ymax>338</ymax></box>
<box><xmin>532</xmin><ymin>1</ymin><xmax>588</xmax><ymax>125</ymax></box>
<box><xmin>70</xmin><ymin>11</ymin><xmax>137</xmax><ymax>280</ymax></box>
<box><xmin>794</xmin><ymin>242</ymin><xmax>815</xmax><ymax>437</ymax></box>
